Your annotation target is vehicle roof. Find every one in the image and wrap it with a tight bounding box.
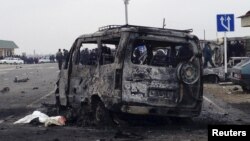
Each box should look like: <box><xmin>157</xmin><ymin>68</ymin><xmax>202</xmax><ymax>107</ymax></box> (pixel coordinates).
<box><xmin>77</xmin><ymin>25</ymin><xmax>196</xmax><ymax>41</ymax></box>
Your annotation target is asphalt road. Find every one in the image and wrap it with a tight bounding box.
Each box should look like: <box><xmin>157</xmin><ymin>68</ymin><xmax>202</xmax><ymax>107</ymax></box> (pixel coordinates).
<box><xmin>0</xmin><ymin>63</ymin><xmax>250</xmax><ymax>141</ymax></box>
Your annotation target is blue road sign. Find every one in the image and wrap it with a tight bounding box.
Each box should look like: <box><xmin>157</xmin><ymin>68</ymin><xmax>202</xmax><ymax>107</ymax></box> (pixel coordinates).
<box><xmin>217</xmin><ymin>14</ymin><xmax>234</xmax><ymax>32</ymax></box>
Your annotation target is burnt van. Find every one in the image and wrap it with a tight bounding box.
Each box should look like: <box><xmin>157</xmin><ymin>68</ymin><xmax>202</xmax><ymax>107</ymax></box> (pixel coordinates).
<box><xmin>56</xmin><ymin>25</ymin><xmax>203</xmax><ymax>123</ymax></box>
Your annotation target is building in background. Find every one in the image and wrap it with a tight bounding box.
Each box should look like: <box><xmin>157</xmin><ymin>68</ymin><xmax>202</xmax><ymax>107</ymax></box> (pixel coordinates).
<box><xmin>0</xmin><ymin>40</ymin><xmax>19</xmax><ymax>58</ymax></box>
<box><xmin>238</xmin><ymin>11</ymin><xmax>250</xmax><ymax>27</ymax></box>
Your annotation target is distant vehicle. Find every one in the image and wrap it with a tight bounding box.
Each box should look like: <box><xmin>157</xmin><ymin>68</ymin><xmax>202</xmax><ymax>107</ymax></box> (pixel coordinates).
<box><xmin>203</xmin><ymin>57</ymin><xmax>249</xmax><ymax>83</ymax></box>
<box><xmin>203</xmin><ymin>67</ymin><xmax>225</xmax><ymax>83</ymax></box>
<box><xmin>0</xmin><ymin>57</ymin><xmax>24</xmax><ymax>64</ymax></box>
<box><xmin>38</xmin><ymin>57</ymin><xmax>51</xmax><ymax>63</ymax></box>
<box><xmin>230</xmin><ymin>58</ymin><xmax>250</xmax><ymax>92</ymax></box>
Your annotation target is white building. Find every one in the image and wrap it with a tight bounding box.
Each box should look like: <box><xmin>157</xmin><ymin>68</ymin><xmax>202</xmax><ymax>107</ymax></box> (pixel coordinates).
<box><xmin>0</xmin><ymin>40</ymin><xmax>19</xmax><ymax>58</ymax></box>
<box><xmin>238</xmin><ymin>11</ymin><xmax>250</xmax><ymax>27</ymax></box>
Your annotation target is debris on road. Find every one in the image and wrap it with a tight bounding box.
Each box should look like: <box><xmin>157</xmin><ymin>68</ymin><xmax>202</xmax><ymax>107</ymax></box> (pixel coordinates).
<box><xmin>33</xmin><ymin>87</ymin><xmax>39</xmax><ymax>90</ymax></box>
<box><xmin>114</xmin><ymin>130</ymin><xmax>144</xmax><ymax>140</ymax></box>
<box><xmin>236</xmin><ymin>118</ymin><xmax>242</xmax><ymax>121</ymax></box>
<box><xmin>233</xmin><ymin>87</ymin><xmax>239</xmax><ymax>91</ymax></box>
<box><xmin>14</xmin><ymin>77</ymin><xmax>29</xmax><ymax>83</ymax></box>
<box><xmin>16</xmin><ymin>66</ymin><xmax>22</xmax><ymax>69</ymax></box>
<box><xmin>14</xmin><ymin>111</ymin><xmax>66</xmax><ymax>127</ymax></box>
<box><xmin>0</xmin><ymin>120</ymin><xmax>4</xmax><ymax>124</ymax></box>
<box><xmin>96</xmin><ymin>139</ymin><xmax>105</xmax><ymax>141</ymax></box>
<box><xmin>0</xmin><ymin>87</ymin><xmax>10</xmax><ymax>93</ymax></box>
<box><xmin>219</xmin><ymin>82</ymin><xmax>233</xmax><ymax>85</ymax></box>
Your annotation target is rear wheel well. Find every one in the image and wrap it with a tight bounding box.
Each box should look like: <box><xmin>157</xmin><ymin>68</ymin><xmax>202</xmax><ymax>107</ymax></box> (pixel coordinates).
<box><xmin>90</xmin><ymin>94</ymin><xmax>113</xmax><ymax>125</ymax></box>
<box><xmin>203</xmin><ymin>74</ymin><xmax>219</xmax><ymax>83</ymax></box>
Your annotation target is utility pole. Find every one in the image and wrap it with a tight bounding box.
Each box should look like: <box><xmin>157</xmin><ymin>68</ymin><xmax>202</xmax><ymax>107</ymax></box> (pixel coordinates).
<box><xmin>224</xmin><ymin>32</ymin><xmax>227</xmax><ymax>73</ymax></box>
<box><xmin>123</xmin><ymin>0</ymin><xmax>130</xmax><ymax>25</ymax></box>
<box><xmin>203</xmin><ymin>29</ymin><xmax>206</xmax><ymax>40</ymax></box>
<box><xmin>163</xmin><ymin>18</ymin><xmax>166</xmax><ymax>29</ymax></box>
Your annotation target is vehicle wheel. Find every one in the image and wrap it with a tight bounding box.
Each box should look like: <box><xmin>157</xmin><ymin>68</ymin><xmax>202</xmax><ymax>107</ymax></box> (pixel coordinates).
<box><xmin>91</xmin><ymin>98</ymin><xmax>113</xmax><ymax>126</ymax></box>
<box><xmin>211</xmin><ymin>75</ymin><xmax>219</xmax><ymax>83</ymax></box>
<box><xmin>205</xmin><ymin>75</ymin><xmax>219</xmax><ymax>83</ymax></box>
<box><xmin>242</xmin><ymin>86</ymin><xmax>250</xmax><ymax>93</ymax></box>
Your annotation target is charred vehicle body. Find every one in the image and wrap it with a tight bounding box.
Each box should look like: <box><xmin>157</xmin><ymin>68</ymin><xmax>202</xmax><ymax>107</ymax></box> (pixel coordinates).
<box><xmin>55</xmin><ymin>25</ymin><xmax>203</xmax><ymax>121</ymax></box>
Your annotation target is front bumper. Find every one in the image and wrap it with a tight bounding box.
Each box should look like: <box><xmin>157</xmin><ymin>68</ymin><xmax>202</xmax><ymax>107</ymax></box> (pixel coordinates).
<box><xmin>230</xmin><ymin>76</ymin><xmax>246</xmax><ymax>86</ymax></box>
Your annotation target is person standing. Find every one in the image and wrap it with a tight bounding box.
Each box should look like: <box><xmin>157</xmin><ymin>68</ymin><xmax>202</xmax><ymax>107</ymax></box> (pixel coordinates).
<box><xmin>63</xmin><ymin>49</ymin><xmax>69</xmax><ymax>61</ymax></box>
<box><xmin>213</xmin><ymin>47</ymin><xmax>222</xmax><ymax>66</ymax></box>
<box><xmin>203</xmin><ymin>42</ymin><xmax>215</xmax><ymax>68</ymax></box>
<box><xmin>56</xmin><ymin>49</ymin><xmax>63</xmax><ymax>70</ymax></box>
<box><xmin>234</xmin><ymin>40</ymin><xmax>245</xmax><ymax>57</ymax></box>
<box><xmin>63</xmin><ymin>49</ymin><xmax>69</xmax><ymax>69</ymax></box>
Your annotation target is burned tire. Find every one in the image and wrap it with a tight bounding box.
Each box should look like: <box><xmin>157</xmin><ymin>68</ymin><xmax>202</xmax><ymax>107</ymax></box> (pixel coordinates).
<box><xmin>91</xmin><ymin>98</ymin><xmax>113</xmax><ymax>126</ymax></box>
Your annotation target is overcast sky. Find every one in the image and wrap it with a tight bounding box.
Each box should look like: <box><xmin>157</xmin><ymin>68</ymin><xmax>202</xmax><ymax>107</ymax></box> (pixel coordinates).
<box><xmin>0</xmin><ymin>0</ymin><xmax>249</xmax><ymax>55</ymax></box>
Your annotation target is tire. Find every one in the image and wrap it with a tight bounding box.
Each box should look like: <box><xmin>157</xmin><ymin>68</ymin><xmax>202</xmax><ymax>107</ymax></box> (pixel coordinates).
<box><xmin>212</xmin><ymin>75</ymin><xmax>219</xmax><ymax>84</ymax></box>
<box><xmin>91</xmin><ymin>98</ymin><xmax>113</xmax><ymax>126</ymax></box>
<box><xmin>242</xmin><ymin>86</ymin><xmax>250</xmax><ymax>93</ymax></box>
<box><xmin>207</xmin><ymin>75</ymin><xmax>219</xmax><ymax>83</ymax></box>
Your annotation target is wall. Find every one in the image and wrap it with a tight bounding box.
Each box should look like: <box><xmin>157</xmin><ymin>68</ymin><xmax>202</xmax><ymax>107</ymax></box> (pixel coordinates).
<box><xmin>241</xmin><ymin>16</ymin><xmax>250</xmax><ymax>27</ymax></box>
<box><xmin>0</xmin><ymin>48</ymin><xmax>14</xmax><ymax>57</ymax></box>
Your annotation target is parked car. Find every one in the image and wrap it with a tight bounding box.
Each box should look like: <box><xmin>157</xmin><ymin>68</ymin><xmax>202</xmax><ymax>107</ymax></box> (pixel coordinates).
<box><xmin>203</xmin><ymin>57</ymin><xmax>249</xmax><ymax>83</ymax></box>
<box><xmin>55</xmin><ymin>25</ymin><xmax>203</xmax><ymax>124</ymax></box>
<box><xmin>230</xmin><ymin>58</ymin><xmax>250</xmax><ymax>92</ymax></box>
<box><xmin>0</xmin><ymin>57</ymin><xmax>24</xmax><ymax>64</ymax></box>
<box><xmin>38</xmin><ymin>57</ymin><xmax>51</xmax><ymax>63</ymax></box>
<box><xmin>203</xmin><ymin>67</ymin><xmax>225</xmax><ymax>83</ymax></box>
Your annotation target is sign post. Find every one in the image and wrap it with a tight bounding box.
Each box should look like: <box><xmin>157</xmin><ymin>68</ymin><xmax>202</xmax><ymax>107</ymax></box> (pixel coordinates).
<box><xmin>217</xmin><ymin>14</ymin><xmax>235</xmax><ymax>74</ymax></box>
<box><xmin>224</xmin><ymin>32</ymin><xmax>227</xmax><ymax>73</ymax></box>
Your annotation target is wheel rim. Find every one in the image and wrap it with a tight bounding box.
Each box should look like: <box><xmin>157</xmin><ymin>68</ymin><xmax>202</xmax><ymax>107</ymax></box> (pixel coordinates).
<box><xmin>177</xmin><ymin>62</ymin><xmax>199</xmax><ymax>85</ymax></box>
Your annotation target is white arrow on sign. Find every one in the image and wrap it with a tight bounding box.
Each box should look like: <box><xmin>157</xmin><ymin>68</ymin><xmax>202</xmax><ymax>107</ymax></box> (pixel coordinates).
<box><xmin>220</xmin><ymin>16</ymin><xmax>231</xmax><ymax>31</ymax></box>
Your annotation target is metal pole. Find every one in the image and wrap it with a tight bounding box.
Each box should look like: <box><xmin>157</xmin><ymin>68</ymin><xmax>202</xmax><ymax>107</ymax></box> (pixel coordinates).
<box><xmin>124</xmin><ymin>0</ymin><xmax>129</xmax><ymax>25</ymax></box>
<box><xmin>204</xmin><ymin>29</ymin><xmax>206</xmax><ymax>40</ymax></box>
<box><xmin>224</xmin><ymin>32</ymin><xmax>227</xmax><ymax>74</ymax></box>
<box><xmin>163</xmin><ymin>18</ymin><xmax>166</xmax><ymax>28</ymax></box>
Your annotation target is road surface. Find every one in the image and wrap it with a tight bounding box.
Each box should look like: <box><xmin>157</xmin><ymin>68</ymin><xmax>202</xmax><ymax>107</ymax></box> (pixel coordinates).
<box><xmin>0</xmin><ymin>63</ymin><xmax>250</xmax><ymax>141</ymax></box>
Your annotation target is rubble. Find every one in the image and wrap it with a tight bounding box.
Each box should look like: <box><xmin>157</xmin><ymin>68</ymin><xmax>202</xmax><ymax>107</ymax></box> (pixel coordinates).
<box><xmin>114</xmin><ymin>130</ymin><xmax>144</xmax><ymax>140</ymax></box>
<box><xmin>14</xmin><ymin>77</ymin><xmax>29</xmax><ymax>83</ymax></box>
<box><xmin>0</xmin><ymin>87</ymin><xmax>10</xmax><ymax>93</ymax></box>
<box><xmin>33</xmin><ymin>87</ymin><xmax>39</xmax><ymax>90</ymax></box>
<box><xmin>233</xmin><ymin>87</ymin><xmax>239</xmax><ymax>91</ymax></box>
